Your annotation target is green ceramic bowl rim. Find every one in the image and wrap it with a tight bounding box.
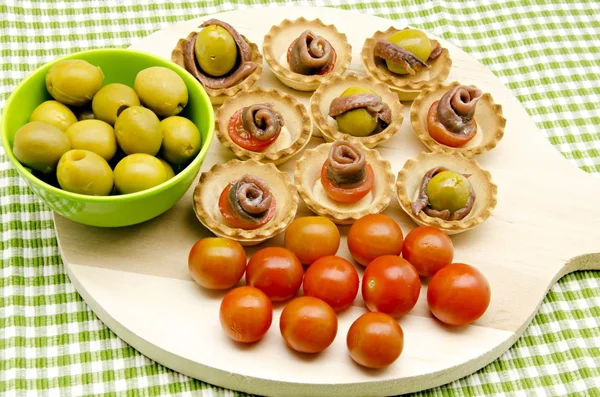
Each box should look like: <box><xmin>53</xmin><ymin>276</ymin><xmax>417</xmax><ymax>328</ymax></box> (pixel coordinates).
<box><xmin>0</xmin><ymin>48</ymin><xmax>215</xmax><ymax>203</ymax></box>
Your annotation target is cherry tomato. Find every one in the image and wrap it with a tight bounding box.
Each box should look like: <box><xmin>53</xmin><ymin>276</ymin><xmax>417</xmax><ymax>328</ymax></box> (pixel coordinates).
<box><xmin>347</xmin><ymin>214</ymin><xmax>404</xmax><ymax>266</ymax></box>
<box><xmin>287</xmin><ymin>39</ymin><xmax>338</xmax><ymax>75</ymax></box>
<box><xmin>219</xmin><ymin>286</ymin><xmax>273</xmax><ymax>343</ymax></box>
<box><xmin>362</xmin><ymin>255</ymin><xmax>420</xmax><ymax>318</ymax></box>
<box><xmin>246</xmin><ymin>247</ymin><xmax>304</xmax><ymax>301</ymax></box>
<box><xmin>218</xmin><ymin>183</ymin><xmax>276</xmax><ymax>230</ymax></box>
<box><xmin>227</xmin><ymin>108</ymin><xmax>280</xmax><ymax>151</ymax></box>
<box><xmin>427</xmin><ymin>263</ymin><xmax>491</xmax><ymax>325</ymax></box>
<box><xmin>188</xmin><ymin>237</ymin><xmax>247</xmax><ymax>289</ymax></box>
<box><xmin>284</xmin><ymin>216</ymin><xmax>340</xmax><ymax>265</ymax></box>
<box><xmin>320</xmin><ymin>162</ymin><xmax>375</xmax><ymax>203</ymax></box>
<box><xmin>280</xmin><ymin>296</ymin><xmax>338</xmax><ymax>353</ymax></box>
<box><xmin>402</xmin><ymin>226</ymin><xmax>454</xmax><ymax>277</ymax></box>
<box><xmin>303</xmin><ymin>255</ymin><xmax>359</xmax><ymax>312</ymax></box>
<box><xmin>346</xmin><ymin>312</ymin><xmax>404</xmax><ymax>368</ymax></box>
<box><xmin>427</xmin><ymin>101</ymin><xmax>476</xmax><ymax>148</ymax></box>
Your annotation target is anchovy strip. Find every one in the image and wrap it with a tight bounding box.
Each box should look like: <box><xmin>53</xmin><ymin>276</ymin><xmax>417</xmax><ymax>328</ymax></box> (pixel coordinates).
<box><xmin>328</xmin><ymin>93</ymin><xmax>392</xmax><ymax>131</ymax></box>
<box><xmin>227</xmin><ymin>175</ymin><xmax>273</xmax><ymax>224</ymax></box>
<box><xmin>288</xmin><ymin>30</ymin><xmax>334</xmax><ymax>75</ymax></box>
<box><xmin>326</xmin><ymin>140</ymin><xmax>367</xmax><ymax>187</ymax></box>
<box><xmin>241</xmin><ymin>104</ymin><xmax>284</xmax><ymax>141</ymax></box>
<box><xmin>436</xmin><ymin>85</ymin><xmax>482</xmax><ymax>135</ymax></box>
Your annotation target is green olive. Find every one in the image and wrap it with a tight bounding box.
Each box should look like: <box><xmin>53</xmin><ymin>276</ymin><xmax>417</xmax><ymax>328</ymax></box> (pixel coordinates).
<box><xmin>57</xmin><ymin>150</ymin><xmax>113</xmax><ymax>196</ymax></box>
<box><xmin>426</xmin><ymin>170</ymin><xmax>471</xmax><ymax>212</ymax></box>
<box><xmin>159</xmin><ymin>116</ymin><xmax>201</xmax><ymax>165</ymax></box>
<box><xmin>65</xmin><ymin>120</ymin><xmax>117</xmax><ymax>162</ymax></box>
<box><xmin>134</xmin><ymin>66</ymin><xmax>188</xmax><ymax>117</ymax></box>
<box><xmin>335</xmin><ymin>86</ymin><xmax>378</xmax><ymax>137</ymax></box>
<box><xmin>45</xmin><ymin>60</ymin><xmax>104</xmax><ymax>106</ymax></box>
<box><xmin>386</xmin><ymin>29</ymin><xmax>432</xmax><ymax>75</ymax></box>
<box><xmin>92</xmin><ymin>83</ymin><xmax>141</xmax><ymax>125</ymax></box>
<box><xmin>114</xmin><ymin>106</ymin><xmax>163</xmax><ymax>156</ymax></box>
<box><xmin>114</xmin><ymin>153</ymin><xmax>168</xmax><ymax>194</ymax></box>
<box><xmin>159</xmin><ymin>158</ymin><xmax>176</xmax><ymax>180</ymax></box>
<box><xmin>195</xmin><ymin>25</ymin><xmax>238</xmax><ymax>77</ymax></box>
<box><xmin>29</xmin><ymin>100</ymin><xmax>78</xmax><ymax>131</ymax></box>
<box><xmin>13</xmin><ymin>121</ymin><xmax>71</xmax><ymax>173</ymax></box>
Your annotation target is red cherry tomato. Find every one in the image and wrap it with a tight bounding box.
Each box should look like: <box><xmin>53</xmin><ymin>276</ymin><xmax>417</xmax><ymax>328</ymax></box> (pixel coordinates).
<box><xmin>188</xmin><ymin>237</ymin><xmax>247</xmax><ymax>289</ymax></box>
<box><xmin>303</xmin><ymin>255</ymin><xmax>359</xmax><ymax>312</ymax></box>
<box><xmin>427</xmin><ymin>263</ymin><xmax>491</xmax><ymax>325</ymax></box>
<box><xmin>284</xmin><ymin>216</ymin><xmax>340</xmax><ymax>265</ymax></box>
<box><xmin>219</xmin><ymin>286</ymin><xmax>273</xmax><ymax>343</ymax></box>
<box><xmin>218</xmin><ymin>183</ymin><xmax>276</xmax><ymax>230</ymax></box>
<box><xmin>362</xmin><ymin>255</ymin><xmax>420</xmax><ymax>318</ymax></box>
<box><xmin>246</xmin><ymin>247</ymin><xmax>304</xmax><ymax>301</ymax></box>
<box><xmin>402</xmin><ymin>226</ymin><xmax>454</xmax><ymax>277</ymax></box>
<box><xmin>280</xmin><ymin>296</ymin><xmax>338</xmax><ymax>353</ymax></box>
<box><xmin>347</xmin><ymin>214</ymin><xmax>404</xmax><ymax>266</ymax></box>
<box><xmin>427</xmin><ymin>101</ymin><xmax>476</xmax><ymax>148</ymax></box>
<box><xmin>320</xmin><ymin>162</ymin><xmax>375</xmax><ymax>204</ymax></box>
<box><xmin>286</xmin><ymin>39</ymin><xmax>337</xmax><ymax>75</ymax></box>
<box><xmin>227</xmin><ymin>108</ymin><xmax>280</xmax><ymax>151</ymax></box>
<box><xmin>346</xmin><ymin>312</ymin><xmax>404</xmax><ymax>368</ymax></box>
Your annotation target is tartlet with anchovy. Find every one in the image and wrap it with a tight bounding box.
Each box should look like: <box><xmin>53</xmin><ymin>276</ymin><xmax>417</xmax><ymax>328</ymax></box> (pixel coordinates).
<box><xmin>263</xmin><ymin>17</ymin><xmax>352</xmax><ymax>91</ymax></box>
<box><xmin>396</xmin><ymin>151</ymin><xmax>497</xmax><ymax>235</ymax></box>
<box><xmin>310</xmin><ymin>73</ymin><xmax>404</xmax><ymax>148</ymax></box>
<box><xmin>361</xmin><ymin>27</ymin><xmax>452</xmax><ymax>101</ymax></box>
<box><xmin>411</xmin><ymin>81</ymin><xmax>506</xmax><ymax>157</ymax></box>
<box><xmin>171</xmin><ymin>19</ymin><xmax>263</xmax><ymax>105</ymax></box>
<box><xmin>215</xmin><ymin>88</ymin><xmax>312</xmax><ymax>165</ymax></box>
<box><xmin>193</xmin><ymin>159</ymin><xmax>299</xmax><ymax>245</ymax></box>
<box><xmin>295</xmin><ymin>140</ymin><xmax>395</xmax><ymax>224</ymax></box>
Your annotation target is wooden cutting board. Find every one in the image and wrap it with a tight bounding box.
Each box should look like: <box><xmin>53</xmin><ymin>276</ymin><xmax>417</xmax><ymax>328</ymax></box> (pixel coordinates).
<box><xmin>54</xmin><ymin>6</ymin><xmax>600</xmax><ymax>397</ymax></box>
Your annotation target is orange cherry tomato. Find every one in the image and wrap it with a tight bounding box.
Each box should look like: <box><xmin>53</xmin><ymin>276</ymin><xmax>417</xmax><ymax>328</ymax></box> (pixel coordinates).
<box><xmin>246</xmin><ymin>247</ymin><xmax>304</xmax><ymax>302</ymax></box>
<box><xmin>346</xmin><ymin>312</ymin><xmax>404</xmax><ymax>369</ymax></box>
<box><xmin>188</xmin><ymin>237</ymin><xmax>247</xmax><ymax>289</ymax></box>
<box><xmin>287</xmin><ymin>39</ymin><xmax>338</xmax><ymax>75</ymax></box>
<box><xmin>362</xmin><ymin>255</ymin><xmax>420</xmax><ymax>318</ymax></box>
<box><xmin>347</xmin><ymin>214</ymin><xmax>404</xmax><ymax>266</ymax></box>
<box><xmin>280</xmin><ymin>296</ymin><xmax>338</xmax><ymax>353</ymax></box>
<box><xmin>320</xmin><ymin>162</ymin><xmax>375</xmax><ymax>204</ymax></box>
<box><xmin>303</xmin><ymin>255</ymin><xmax>359</xmax><ymax>312</ymax></box>
<box><xmin>227</xmin><ymin>108</ymin><xmax>280</xmax><ymax>151</ymax></box>
<box><xmin>218</xmin><ymin>183</ymin><xmax>276</xmax><ymax>230</ymax></box>
<box><xmin>402</xmin><ymin>226</ymin><xmax>454</xmax><ymax>277</ymax></box>
<box><xmin>219</xmin><ymin>286</ymin><xmax>273</xmax><ymax>343</ymax></box>
<box><xmin>284</xmin><ymin>216</ymin><xmax>340</xmax><ymax>265</ymax></box>
<box><xmin>427</xmin><ymin>263</ymin><xmax>491</xmax><ymax>325</ymax></box>
<box><xmin>426</xmin><ymin>101</ymin><xmax>476</xmax><ymax>148</ymax></box>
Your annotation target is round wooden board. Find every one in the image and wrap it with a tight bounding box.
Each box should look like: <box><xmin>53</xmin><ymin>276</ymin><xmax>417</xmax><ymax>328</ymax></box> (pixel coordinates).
<box><xmin>54</xmin><ymin>6</ymin><xmax>600</xmax><ymax>397</ymax></box>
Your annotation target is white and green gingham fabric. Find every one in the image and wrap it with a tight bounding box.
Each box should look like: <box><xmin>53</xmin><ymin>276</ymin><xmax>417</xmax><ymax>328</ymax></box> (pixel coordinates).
<box><xmin>1</xmin><ymin>0</ymin><xmax>599</xmax><ymax>396</ymax></box>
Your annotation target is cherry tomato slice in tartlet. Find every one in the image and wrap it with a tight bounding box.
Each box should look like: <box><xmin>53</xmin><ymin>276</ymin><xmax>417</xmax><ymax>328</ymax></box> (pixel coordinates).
<box><xmin>427</xmin><ymin>101</ymin><xmax>477</xmax><ymax>148</ymax></box>
<box><xmin>286</xmin><ymin>39</ymin><xmax>337</xmax><ymax>76</ymax></box>
<box><xmin>227</xmin><ymin>108</ymin><xmax>280</xmax><ymax>152</ymax></box>
<box><xmin>218</xmin><ymin>183</ymin><xmax>276</xmax><ymax>230</ymax></box>
<box><xmin>320</xmin><ymin>161</ymin><xmax>374</xmax><ymax>204</ymax></box>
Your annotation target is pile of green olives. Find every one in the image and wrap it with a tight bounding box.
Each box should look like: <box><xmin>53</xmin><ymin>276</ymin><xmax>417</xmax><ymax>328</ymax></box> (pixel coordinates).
<box><xmin>12</xmin><ymin>59</ymin><xmax>202</xmax><ymax>196</ymax></box>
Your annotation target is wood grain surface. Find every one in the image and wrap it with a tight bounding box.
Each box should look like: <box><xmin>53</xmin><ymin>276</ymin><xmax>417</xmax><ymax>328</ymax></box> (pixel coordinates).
<box><xmin>54</xmin><ymin>6</ymin><xmax>600</xmax><ymax>397</ymax></box>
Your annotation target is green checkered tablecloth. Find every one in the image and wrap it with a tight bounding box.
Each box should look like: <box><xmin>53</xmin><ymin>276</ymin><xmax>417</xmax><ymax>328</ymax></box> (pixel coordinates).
<box><xmin>1</xmin><ymin>0</ymin><xmax>599</xmax><ymax>396</ymax></box>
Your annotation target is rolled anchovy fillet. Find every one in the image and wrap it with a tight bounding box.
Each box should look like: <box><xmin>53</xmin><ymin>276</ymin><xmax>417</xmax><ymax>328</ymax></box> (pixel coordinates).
<box><xmin>288</xmin><ymin>30</ymin><xmax>334</xmax><ymax>75</ymax></box>
<box><xmin>326</xmin><ymin>140</ymin><xmax>367</xmax><ymax>187</ymax></box>
<box><xmin>241</xmin><ymin>104</ymin><xmax>285</xmax><ymax>141</ymax></box>
<box><xmin>374</xmin><ymin>40</ymin><xmax>429</xmax><ymax>75</ymax></box>
<box><xmin>411</xmin><ymin>167</ymin><xmax>475</xmax><ymax>221</ymax></box>
<box><xmin>436</xmin><ymin>85</ymin><xmax>483</xmax><ymax>135</ymax></box>
<box><xmin>328</xmin><ymin>93</ymin><xmax>392</xmax><ymax>128</ymax></box>
<box><xmin>184</xmin><ymin>19</ymin><xmax>258</xmax><ymax>89</ymax></box>
<box><xmin>227</xmin><ymin>175</ymin><xmax>273</xmax><ymax>224</ymax></box>
<box><xmin>428</xmin><ymin>40</ymin><xmax>443</xmax><ymax>60</ymax></box>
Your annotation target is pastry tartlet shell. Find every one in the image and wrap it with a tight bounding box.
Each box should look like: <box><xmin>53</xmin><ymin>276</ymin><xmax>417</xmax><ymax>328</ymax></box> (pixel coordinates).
<box><xmin>396</xmin><ymin>151</ymin><xmax>497</xmax><ymax>235</ymax></box>
<box><xmin>263</xmin><ymin>17</ymin><xmax>352</xmax><ymax>92</ymax></box>
<box><xmin>361</xmin><ymin>27</ymin><xmax>452</xmax><ymax>101</ymax></box>
<box><xmin>215</xmin><ymin>88</ymin><xmax>312</xmax><ymax>165</ymax></box>
<box><xmin>295</xmin><ymin>141</ymin><xmax>395</xmax><ymax>225</ymax></box>
<box><xmin>411</xmin><ymin>81</ymin><xmax>506</xmax><ymax>157</ymax></box>
<box><xmin>310</xmin><ymin>73</ymin><xmax>404</xmax><ymax>148</ymax></box>
<box><xmin>193</xmin><ymin>159</ymin><xmax>299</xmax><ymax>245</ymax></box>
<box><xmin>171</xmin><ymin>30</ymin><xmax>263</xmax><ymax>106</ymax></box>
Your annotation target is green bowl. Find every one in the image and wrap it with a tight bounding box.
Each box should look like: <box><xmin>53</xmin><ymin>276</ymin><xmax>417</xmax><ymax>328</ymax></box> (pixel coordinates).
<box><xmin>1</xmin><ymin>48</ymin><xmax>214</xmax><ymax>227</ymax></box>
